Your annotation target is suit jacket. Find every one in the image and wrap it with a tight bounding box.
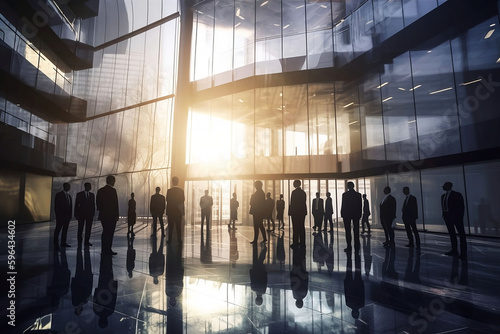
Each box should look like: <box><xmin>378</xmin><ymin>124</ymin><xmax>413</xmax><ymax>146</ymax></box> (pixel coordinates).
<box><xmin>402</xmin><ymin>195</ymin><xmax>418</xmax><ymax>221</ymax></box>
<box><xmin>289</xmin><ymin>187</ymin><xmax>307</xmax><ymax>217</ymax></box>
<box><xmin>54</xmin><ymin>190</ymin><xmax>72</xmax><ymax>220</ymax></box>
<box><xmin>250</xmin><ymin>189</ymin><xmax>266</xmax><ymax>217</ymax></box>
<box><xmin>341</xmin><ymin>190</ymin><xmax>362</xmax><ymax>220</ymax></box>
<box><xmin>74</xmin><ymin>191</ymin><xmax>95</xmax><ymax>219</ymax></box>
<box><xmin>441</xmin><ymin>190</ymin><xmax>465</xmax><ymax>221</ymax></box>
<box><xmin>166</xmin><ymin>187</ymin><xmax>185</xmax><ymax>217</ymax></box>
<box><xmin>380</xmin><ymin>195</ymin><xmax>396</xmax><ymax>222</ymax></box>
<box><xmin>96</xmin><ymin>185</ymin><xmax>119</xmax><ymax>222</ymax></box>
<box><xmin>312</xmin><ymin>198</ymin><xmax>324</xmax><ymax>216</ymax></box>
<box><xmin>150</xmin><ymin>193</ymin><xmax>166</xmax><ymax>216</ymax></box>
<box><xmin>362</xmin><ymin>198</ymin><xmax>370</xmax><ymax>217</ymax></box>
<box><xmin>325</xmin><ymin>197</ymin><xmax>334</xmax><ymax>215</ymax></box>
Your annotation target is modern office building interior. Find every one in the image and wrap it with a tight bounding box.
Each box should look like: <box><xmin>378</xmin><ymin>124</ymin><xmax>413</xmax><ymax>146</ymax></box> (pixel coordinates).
<box><xmin>1</xmin><ymin>0</ymin><xmax>500</xmax><ymax>332</ymax></box>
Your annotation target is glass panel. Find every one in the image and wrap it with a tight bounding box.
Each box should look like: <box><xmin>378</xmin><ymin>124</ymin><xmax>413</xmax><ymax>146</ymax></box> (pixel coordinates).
<box><xmin>282</xmin><ymin>34</ymin><xmax>307</xmax><ymax>72</ymax></box>
<box><xmin>234</xmin><ymin>0</ymin><xmax>255</xmax><ymax>80</ymax></box>
<box><xmin>307</xmin><ymin>29</ymin><xmax>333</xmax><ymax>69</ymax></box>
<box><xmin>334</xmin><ymin>16</ymin><xmax>353</xmax><ymax>67</ymax></box>
<box><xmin>230</xmin><ymin>90</ymin><xmax>255</xmax><ymax>175</ymax></box>
<box><xmin>213</xmin><ymin>0</ymin><xmax>234</xmax><ymax>85</ymax></box>
<box><xmin>351</xmin><ymin>1</ymin><xmax>375</xmax><ymax>58</ymax></box>
<box><xmin>118</xmin><ymin>108</ymin><xmax>139</xmax><ymax>174</ymax></box>
<box><xmin>110</xmin><ymin>40</ymin><xmax>129</xmax><ymax>110</ymax></box>
<box><xmin>372</xmin><ymin>0</ymin><xmax>404</xmax><ymax>44</ymax></box>
<box><xmin>143</xmin><ymin>26</ymin><xmax>160</xmax><ymax>101</ymax></box>
<box><xmin>306</xmin><ymin>0</ymin><xmax>332</xmax><ymax>32</ymax></box>
<box><xmin>284</xmin><ymin>85</ymin><xmax>309</xmax><ymax>173</ymax></box>
<box><xmin>193</xmin><ymin>2</ymin><xmax>214</xmax><ymax>83</ymax></box>
<box><xmin>126</xmin><ymin>34</ymin><xmax>145</xmax><ymax>106</ymax></box>
<box><xmin>403</xmin><ymin>0</ymin><xmax>438</xmax><ymax>26</ymax></box>
<box><xmin>159</xmin><ymin>21</ymin><xmax>177</xmax><ymax>96</ymax></box>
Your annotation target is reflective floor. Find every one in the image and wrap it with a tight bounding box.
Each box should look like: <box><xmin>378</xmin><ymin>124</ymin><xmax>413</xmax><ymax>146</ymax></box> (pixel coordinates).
<box><xmin>2</xmin><ymin>219</ymin><xmax>500</xmax><ymax>334</ymax></box>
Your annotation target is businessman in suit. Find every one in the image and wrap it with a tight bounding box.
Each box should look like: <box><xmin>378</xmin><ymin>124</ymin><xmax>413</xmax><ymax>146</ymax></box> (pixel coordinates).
<box><xmin>96</xmin><ymin>175</ymin><xmax>119</xmax><ymax>256</ymax></box>
<box><xmin>74</xmin><ymin>182</ymin><xmax>96</xmax><ymax>247</ymax></box>
<box><xmin>166</xmin><ymin>176</ymin><xmax>185</xmax><ymax>244</ymax></box>
<box><xmin>341</xmin><ymin>181</ymin><xmax>362</xmax><ymax>253</ymax></box>
<box><xmin>54</xmin><ymin>182</ymin><xmax>72</xmax><ymax>250</ymax></box>
<box><xmin>324</xmin><ymin>192</ymin><xmax>334</xmax><ymax>232</ymax></box>
<box><xmin>380</xmin><ymin>186</ymin><xmax>396</xmax><ymax>247</ymax></box>
<box><xmin>312</xmin><ymin>192</ymin><xmax>324</xmax><ymax>231</ymax></box>
<box><xmin>289</xmin><ymin>180</ymin><xmax>307</xmax><ymax>249</ymax></box>
<box><xmin>402</xmin><ymin>186</ymin><xmax>420</xmax><ymax>248</ymax></box>
<box><xmin>441</xmin><ymin>182</ymin><xmax>467</xmax><ymax>259</ymax></box>
<box><xmin>250</xmin><ymin>181</ymin><xmax>267</xmax><ymax>244</ymax></box>
<box><xmin>150</xmin><ymin>187</ymin><xmax>166</xmax><ymax>237</ymax></box>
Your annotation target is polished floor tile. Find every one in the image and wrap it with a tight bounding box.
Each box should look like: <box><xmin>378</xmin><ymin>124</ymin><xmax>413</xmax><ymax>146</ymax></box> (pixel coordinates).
<box><xmin>2</xmin><ymin>219</ymin><xmax>500</xmax><ymax>333</ymax></box>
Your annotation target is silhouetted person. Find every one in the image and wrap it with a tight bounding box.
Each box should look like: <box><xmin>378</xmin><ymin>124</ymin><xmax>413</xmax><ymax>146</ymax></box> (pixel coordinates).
<box><xmin>402</xmin><ymin>187</ymin><xmax>420</xmax><ymax>248</ymax></box>
<box><xmin>289</xmin><ymin>180</ymin><xmax>307</xmax><ymax>249</ymax></box>
<box><xmin>276</xmin><ymin>194</ymin><xmax>285</xmax><ymax>230</ymax></box>
<box><xmin>93</xmin><ymin>253</ymin><xmax>117</xmax><ymax>328</ymax></box>
<box><xmin>324</xmin><ymin>192</ymin><xmax>334</xmax><ymax>232</ymax></box>
<box><xmin>312</xmin><ymin>192</ymin><xmax>324</xmax><ymax>231</ymax></box>
<box><xmin>166</xmin><ymin>176</ymin><xmax>185</xmax><ymax>244</ymax></box>
<box><xmin>127</xmin><ymin>193</ymin><xmax>136</xmax><ymax>237</ymax></box>
<box><xmin>151</xmin><ymin>187</ymin><xmax>166</xmax><ymax>237</ymax></box>
<box><xmin>265</xmin><ymin>192</ymin><xmax>275</xmax><ymax>232</ymax></box>
<box><xmin>380</xmin><ymin>186</ymin><xmax>396</xmax><ymax>247</ymax></box>
<box><xmin>229</xmin><ymin>228</ymin><xmax>239</xmax><ymax>267</ymax></box>
<box><xmin>126</xmin><ymin>233</ymin><xmax>136</xmax><ymax>278</ymax></box>
<box><xmin>47</xmin><ymin>248</ymin><xmax>70</xmax><ymax>306</ymax></box>
<box><xmin>96</xmin><ymin>175</ymin><xmax>119</xmax><ymax>256</ymax></box>
<box><xmin>290</xmin><ymin>246</ymin><xmax>308</xmax><ymax>308</ymax></box>
<box><xmin>200</xmin><ymin>190</ymin><xmax>213</xmax><ymax>233</ymax></box>
<box><xmin>71</xmin><ymin>247</ymin><xmax>93</xmax><ymax>315</ymax></box>
<box><xmin>250</xmin><ymin>243</ymin><xmax>268</xmax><ymax>305</ymax></box>
<box><xmin>341</xmin><ymin>182</ymin><xmax>362</xmax><ymax>253</ymax></box>
<box><xmin>166</xmin><ymin>242</ymin><xmax>184</xmax><ymax>333</ymax></box>
<box><xmin>74</xmin><ymin>182</ymin><xmax>95</xmax><ymax>247</ymax></box>
<box><xmin>149</xmin><ymin>233</ymin><xmax>165</xmax><ymax>285</ymax></box>
<box><xmin>361</xmin><ymin>194</ymin><xmax>371</xmax><ymax>235</ymax></box>
<box><xmin>344</xmin><ymin>253</ymin><xmax>364</xmax><ymax>319</ymax></box>
<box><xmin>54</xmin><ymin>182</ymin><xmax>72</xmax><ymax>250</ymax></box>
<box><xmin>250</xmin><ymin>180</ymin><xmax>267</xmax><ymax>244</ymax></box>
<box><xmin>229</xmin><ymin>192</ymin><xmax>239</xmax><ymax>230</ymax></box>
<box><xmin>441</xmin><ymin>182</ymin><xmax>467</xmax><ymax>259</ymax></box>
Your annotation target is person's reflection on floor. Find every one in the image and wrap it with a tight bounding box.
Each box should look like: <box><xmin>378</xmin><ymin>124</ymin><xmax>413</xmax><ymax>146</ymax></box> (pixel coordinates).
<box><xmin>404</xmin><ymin>248</ymin><xmax>421</xmax><ymax>284</ymax></box>
<box><xmin>312</xmin><ymin>230</ymin><xmax>327</xmax><ymax>272</ymax></box>
<box><xmin>166</xmin><ymin>242</ymin><xmax>184</xmax><ymax>333</ymax></box>
<box><xmin>325</xmin><ymin>231</ymin><xmax>334</xmax><ymax>276</ymax></box>
<box><xmin>229</xmin><ymin>227</ymin><xmax>239</xmax><ymax>268</ymax></box>
<box><xmin>290</xmin><ymin>246</ymin><xmax>308</xmax><ymax>308</ymax></box>
<box><xmin>71</xmin><ymin>247</ymin><xmax>93</xmax><ymax>315</ymax></box>
<box><xmin>381</xmin><ymin>245</ymin><xmax>399</xmax><ymax>297</ymax></box>
<box><xmin>93</xmin><ymin>253</ymin><xmax>118</xmax><ymax>328</ymax></box>
<box><xmin>344</xmin><ymin>253</ymin><xmax>365</xmax><ymax>319</ymax></box>
<box><xmin>47</xmin><ymin>248</ymin><xmax>71</xmax><ymax>306</ymax></box>
<box><xmin>276</xmin><ymin>229</ymin><xmax>286</xmax><ymax>271</ymax></box>
<box><xmin>451</xmin><ymin>255</ymin><xmax>469</xmax><ymax>286</ymax></box>
<box><xmin>250</xmin><ymin>244</ymin><xmax>268</xmax><ymax>306</ymax></box>
<box><xmin>149</xmin><ymin>234</ymin><xmax>165</xmax><ymax>285</ymax></box>
<box><xmin>200</xmin><ymin>228</ymin><xmax>212</xmax><ymax>264</ymax></box>
<box><xmin>362</xmin><ymin>234</ymin><xmax>372</xmax><ymax>279</ymax></box>
<box><xmin>126</xmin><ymin>233</ymin><xmax>136</xmax><ymax>278</ymax></box>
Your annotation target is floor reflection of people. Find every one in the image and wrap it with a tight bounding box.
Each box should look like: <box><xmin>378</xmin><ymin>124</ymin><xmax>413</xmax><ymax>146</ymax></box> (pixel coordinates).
<box><xmin>381</xmin><ymin>246</ymin><xmax>399</xmax><ymax>297</ymax></box>
<box><xmin>250</xmin><ymin>244</ymin><xmax>268</xmax><ymax>305</ymax></box>
<box><xmin>126</xmin><ymin>233</ymin><xmax>136</xmax><ymax>278</ymax></box>
<box><xmin>451</xmin><ymin>256</ymin><xmax>468</xmax><ymax>286</ymax></box>
<box><xmin>276</xmin><ymin>230</ymin><xmax>285</xmax><ymax>270</ymax></box>
<box><xmin>47</xmin><ymin>248</ymin><xmax>71</xmax><ymax>306</ymax></box>
<box><xmin>290</xmin><ymin>246</ymin><xmax>308</xmax><ymax>308</ymax></box>
<box><xmin>229</xmin><ymin>228</ymin><xmax>239</xmax><ymax>267</ymax></box>
<box><xmin>166</xmin><ymin>243</ymin><xmax>184</xmax><ymax>333</ymax></box>
<box><xmin>344</xmin><ymin>253</ymin><xmax>364</xmax><ymax>319</ymax></box>
<box><xmin>71</xmin><ymin>247</ymin><xmax>93</xmax><ymax>315</ymax></box>
<box><xmin>403</xmin><ymin>248</ymin><xmax>421</xmax><ymax>302</ymax></box>
<box><xmin>312</xmin><ymin>231</ymin><xmax>327</xmax><ymax>272</ymax></box>
<box><xmin>362</xmin><ymin>234</ymin><xmax>372</xmax><ymax>279</ymax></box>
<box><xmin>325</xmin><ymin>231</ymin><xmax>334</xmax><ymax>276</ymax></box>
<box><xmin>200</xmin><ymin>228</ymin><xmax>212</xmax><ymax>264</ymax></box>
<box><xmin>149</xmin><ymin>234</ymin><xmax>165</xmax><ymax>284</ymax></box>
<box><xmin>93</xmin><ymin>253</ymin><xmax>118</xmax><ymax>328</ymax></box>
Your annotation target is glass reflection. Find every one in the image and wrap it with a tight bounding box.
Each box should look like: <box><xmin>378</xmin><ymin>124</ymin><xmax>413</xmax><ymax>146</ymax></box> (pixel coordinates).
<box><xmin>166</xmin><ymin>243</ymin><xmax>184</xmax><ymax>332</ymax></box>
<box><xmin>290</xmin><ymin>245</ymin><xmax>308</xmax><ymax>309</ymax></box>
<box><xmin>93</xmin><ymin>253</ymin><xmax>118</xmax><ymax>329</ymax></box>
<box><xmin>344</xmin><ymin>253</ymin><xmax>365</xmax><ymax>319</ymax></box>
<box><xmin>250</xmin><ymin>243</ymin><xmax>267</xmax><ymax>306</ymax></box>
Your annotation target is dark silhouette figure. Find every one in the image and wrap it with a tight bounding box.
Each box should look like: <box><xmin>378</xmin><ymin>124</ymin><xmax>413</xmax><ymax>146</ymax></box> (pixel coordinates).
<box><xmin>402</xmin><ymin>187</ymin><xmax>420</xmax><ymax>248</ymax></box>
<box><xmin>74</xmin><ymin>182</ymin><xmax>95</xmax><ymax>247</ymax></box>
<box><xmin>96</xmin><ymin>175</ymin><xmax>119</xmax><ymax>256</ymax></box>
<box><xmin>265</xmin><ymin>192</ymin><xmax>276</xmax><ymax>232</ymax></box>
<box><xmin>229</xmin><ymin>227</ymin><xmax>239</xmax><ymax>267</ymax></box>
<box><xmin>71</xmin><ymin>247</ymin><xmax>93</xmax><ymax>315</ymax></box>
<box><xmin>93</xmin><ymin>253</ymin><xmax>118</xmax><ymax>328</ymax></box>
<box><xmin>361</xmin><ymin>194</ymin><xmax>371</xmax><ymax>235</ymax></box>
<box><xmin>229</xmin><ymin>192</ymin><xmax>239</xmax><ymax>230</ymax></box>
<box><xmin>250</xmin><ymin>243</ymin><xmax>268</xmax><ymax>305</ymax></box>
<box><xmin>441</xmin><ymin>182</ymin><xmax>467</xmax><ymax>259</ymax></box>
<box><xmin>47</xmin><ymin>248</ymin><xmax>70</xmax><ymax>306</ymax></box>
<box><xmin>149</xmin><ymin>233</ymin><xmax>165</xmax><ymax>285</ymax></box>
<box><xmin>127</xmin><ymin>193</ymin><xmax>136</xmax><ymax>237</ymax></box>
<box><xmin>290</xmin><ymin>246</ymin><xmax>308</xmax><ymax>308</ymax></box>
<box><xmin>54</xmin><ymin>182</ymin><xmax>72</xmax><ymax>250</ymax></box>
<box><xmin>200</xmin><ymin>190</ymin><xmax>213</xmax><ymax>233</ymax></box>
<box><xmin>150</xmin><ymin>186</ymin><xmax>166</xmax><ymax>237</ymax></box>
<box><xmin>344</xmin><ymin>253</ymin><xmax>365</xmax><ymax>319</ymax></box>
<box><xmin>166</xmin><ymin>176</ymin><xmax>185</xmax><ymax>244</ymax></box>
<box><xmin>312</xmin><ymin>231</ymin><xmax>328</xmax><ymax>272</ymax></box>
<box><xmin>250</xmin><ymin>181</ymin><xmax>267</xmax><ymax>244</ymax></box>
<box><xmin>126</xmin><ymin>233</ymin><xmax>136</xmax><ymax>278</ymax></box>
<box><xmin>380</xmin><ymin>186</ymin><xmax>396</xmax><ymax>247</ymax></box>
<box><xmin>312</xmin><ymin>192</ymin><xmax>324</xmax><ymax>231</ymax></box>
<box><xmin>166</xmin><ymin>243</ymin><xmax>184</xmax><ymax>333</ymax></box>
<box><xmin>362</xmin><ymin>234</ymin><xmax>372</xmax><ymax>279</ymax></box>
<box><xmin>276</xmin><ymin>194</ymin><xmax>285</xmax><ymax>230</ymax></box>
<box><xmin>289</xmin><ymin>180</ymin><xmax>307</xmax><ymax>249</ymax></box>
<box><xmin>324</xmin><ymin>192</ymin><xmax>334</xmax><ymax>232</ymax></box>
<box><xmin>341</xmin><ymin>182</ymin><xmax>362</xmax><ymax>253</ymax></box>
